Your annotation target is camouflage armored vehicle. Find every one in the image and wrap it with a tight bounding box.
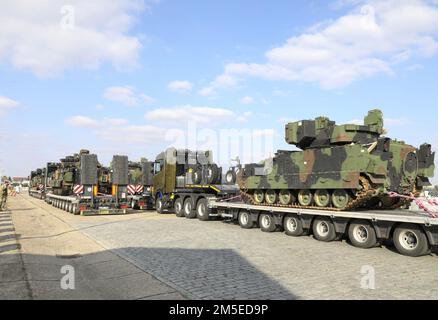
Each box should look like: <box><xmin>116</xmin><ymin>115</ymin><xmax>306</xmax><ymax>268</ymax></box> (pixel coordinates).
<box><xmin>238</xmin><ymin>109</ymin><xmax>435</xmax><ymax>211</ymax></box>
<box><xmin>29</xmin><ymin>168</ymin><xmax>46</xmax><ymax>193</ymax></box>
<box><xmin>128</xmin><ymin>159</ymin><xmax>153</xmax><ymax>191</ymax></box>
<box><xmin>49</xmin><ymin>149</ymin><xmax>93</xmax><ymax>196</ymax></box>
<box><xmin>97</xmin><ymin>165</ymin><xmax>112</xmax><ymax>195</ymax></box>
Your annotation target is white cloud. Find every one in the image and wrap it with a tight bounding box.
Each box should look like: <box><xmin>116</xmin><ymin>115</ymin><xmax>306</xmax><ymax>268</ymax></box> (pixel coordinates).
<box><xmin>66</xmin><ymin>116</ymin><xmax>129</xmax><ymax>128</ymax></box>
<box><xmin>103</xmin><ymin>86</ymin><xmax>154</xmax><ymax>106</ymax></box>
<box><xmin>65</xmin><ymin>115</ymin><xmax>167</xmax><ymax>144</ymax></box>
<box><xmin>236</xmin><ymin>111</ymin><xmax>253</xmax><ymax>123</ymax></box>
<box><xmin>199</xmin><ymin>74</ymin><xmax>240</xmax><ymax>96</ymax></box>
<box><xmin>240</xmin><ymin>96</ymin><xmax>255</xmax><ymax>105</ymax></box>
<box><xmin>0</xmin><ymin>96</ymin><xmax>20</xmax><ymax>117</ymax></box>
<box><xmin>96</xmin><ymin>125</ymin><xmax>168</xmax><ymax>144</ymax></box>
<box><xmin>203</xmin><ymin>0</ymin><xmax>438</xmax><ymax>91</ymax></box>
<box><xmin>168</xmin><ymin>80</ymin><xmax>193</xmax><ymax>93</ymax></box>
<box><xmin>278</xmin><ymin>117</ymin><xmax>297</xmax><ymax>124</ymax></box>
<box><xmin>385</xmin><ymin>117</ymin><xmax>411</xmax><ymax>126</ymax></box>
<box><xmin>0</xmin><ymin>96</ymin><xmax>19</xmax><ymax>109</ymax></box>
<box><xmin>65</xmin><ymin>116</ymin><xmax>99</xmax><ymax>128</ymax></box>
<box><xmin>145</xmin><ymin>105</ymin><xmax>236</xmax><ymax>125</ymax></box>
<box><xmin>96</xmin><ymin>104</ymin><xmax>105</xmax><ymax>111</ymax></box>
<box><xmin>0</xmin><ymin>0</ymin><xmax>153</xmax><ymax>77</ymax></box>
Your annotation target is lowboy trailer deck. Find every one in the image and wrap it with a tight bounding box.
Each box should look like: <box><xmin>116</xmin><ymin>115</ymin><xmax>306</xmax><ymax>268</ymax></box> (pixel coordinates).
<box><xmin>45</xmin><ymin>193</ymin><xmax>129</xmax><ymax>216</ymax></box>
<box><xmin>208</xmin><ymin>200</ymin><xmax>438</xmax><ymax>257</ymax></box>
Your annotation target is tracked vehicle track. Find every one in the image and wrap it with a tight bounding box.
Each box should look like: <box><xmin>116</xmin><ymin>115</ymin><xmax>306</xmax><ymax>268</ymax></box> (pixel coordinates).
<box><xmin>238</xmin><ymin>177</ymin><xmax>409</xmax><ymax>212</ymax></box>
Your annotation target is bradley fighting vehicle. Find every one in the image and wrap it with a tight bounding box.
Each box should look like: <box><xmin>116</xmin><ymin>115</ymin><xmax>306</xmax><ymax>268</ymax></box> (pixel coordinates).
<box><xmin>29</xmin><ymin>168</ymin><xmax>46</xmax><ymax>194</ymax></box>
<box><xmin>48</xmin><ymin>150</ymin><xmax>97</xmax><ymax>196</ymax></box>
<box><xmin>238</xmin><ymin>110</ymin><xmax>435</xmax><ymax>211</ymax></box>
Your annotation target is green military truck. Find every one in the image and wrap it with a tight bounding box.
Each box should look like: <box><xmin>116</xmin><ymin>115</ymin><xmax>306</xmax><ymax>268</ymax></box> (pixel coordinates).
<box><xmin>151</xmin><ymin>148</ymin><xmax>238</xmax><ymax>220</ymax></box>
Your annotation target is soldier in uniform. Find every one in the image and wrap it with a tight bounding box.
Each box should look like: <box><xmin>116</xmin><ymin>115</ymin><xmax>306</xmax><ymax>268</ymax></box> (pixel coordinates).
<box><xmin>0</xmin><ymin>181</ymin><xmax>10</xmax><ymax>211</ymax></box>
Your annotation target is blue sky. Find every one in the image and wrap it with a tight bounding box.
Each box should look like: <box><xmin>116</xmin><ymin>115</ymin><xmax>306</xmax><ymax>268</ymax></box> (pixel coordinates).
<box><xmin>0</xmin><ymin>0</ymin><xmax>437</xmax><ymax>184</ymax></box>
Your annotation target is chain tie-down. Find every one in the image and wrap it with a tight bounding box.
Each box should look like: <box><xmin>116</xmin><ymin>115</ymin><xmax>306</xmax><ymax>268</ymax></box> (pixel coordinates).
<box><xmin>388</xmin><ymin>192</ymin><xmax>438</xmax><ymax>218</ymax></box>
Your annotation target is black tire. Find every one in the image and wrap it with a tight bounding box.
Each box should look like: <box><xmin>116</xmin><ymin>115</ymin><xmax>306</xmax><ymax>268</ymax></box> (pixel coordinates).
<box><xmin>174</xmin><ymin>198</ymin><xmax>184</xmax><ymax>217</ymax></box>
<box><xmin>183</xmin><ymin>198</ymin><xmax>196</xmax><ymax>219</ymax></box>
<box><xmin>312</xmin><ymin>217</ymin><xmax>337</xmax><ymax>242</ymax></box>
<box><xmin>259</xmin><ymin>213</ymin><xmax>277</xmax><ymax>233</ymax></box>
<box><xmin>206</xmin><ymin>165</ymin><xmax>220</xmax><ymax>185</ymax></box>
<box><xmin>196</xmin><ymin>198</ymin><xmax>210</xmax><ymax>221</ymax></box>
<box><xmin>192</xmin><ymin>169</ymin><xmax>202</xmax><ymax>185</ymax></box>
<box><xmin>156</xmin><ymin>198</ymin><xmax>164</xmax><ymax>214</ymax></box>
<box><xmin>348</xmin><ymin>220</ymin><xmax>377</xmax><ymax>249</ymax></box>
<box><xmin>283</xmin><ymin>214</ymin><xmax>304</xmax><ymax>237</ymax></box>
<box><xmin>393</xmin><ymin>224</ymin><xmax>430</xmax><ymax>257</ymax></box>
<box><xmin>238</xmin><ymin>210</ymin><xmax>254</xmax><ymax>229</ymax></box>
<box><xmin>225</xmin><ymin>170</ymin><xmax>237</xmax><ymax>185</ymax></box>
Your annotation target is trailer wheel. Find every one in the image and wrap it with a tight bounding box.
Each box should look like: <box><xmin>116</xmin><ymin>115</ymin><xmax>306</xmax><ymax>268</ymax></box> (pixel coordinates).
<box><xmin>348</xmin><ymin>220</ymin><xmax>377</xmax><ymax>249</ymax></box>
<box><xmin>313</xmin><ymin>217</ymin><xmax>337</xmax><ymax>242</ymax></box>
<box><xmin>238</xmin><ymin>210</ymin><xmax>254</xmax><ymax>229</ymax></box>
<box><xmin>393</xmin><ymin>224</ymin><xmax>430</xmax><ymax>257</ymax></box>
<box><xmin>184</xmin><ymin>198</ymin><xmax>196</xmax><ymax>219</ymax></box>
<box><xmin>73</xmin><ymin>205</ymin><xmax>79</xmax><ymax>215</ymax></box>
<box><xmin>196</xmin><ymin>198</ymin><xmax>210</xmax><ymax>221</ymax></box>
<box><xmin>174</xmin><ymin>198</ymin><xmax>184</xmax><ymax>217</ymax></box>
<box><xmin>156</xmin><ymin>198</ymin><xmax>164</xmax><ymax>214</ymax></box>
<box><xmin>283</xmin><ymin>214</ymin><xmax>304</xmax><ymax>237</ymax></box>
<box><xmin>259</xmin><ymin>213</ymin><xmax>277</xmax><ymax>233</ymax></box>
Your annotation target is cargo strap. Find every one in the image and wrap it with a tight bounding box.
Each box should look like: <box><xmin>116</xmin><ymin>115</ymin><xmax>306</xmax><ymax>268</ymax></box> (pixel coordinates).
<box><xmin>219</xmin><ymin>194</ymin><xmax>243</xmax><ymax>203</ymax></box>
<box><xmin>388</xmin><ymin>192</ymin><xmax>438</xmax><ymax>218</ymax></box>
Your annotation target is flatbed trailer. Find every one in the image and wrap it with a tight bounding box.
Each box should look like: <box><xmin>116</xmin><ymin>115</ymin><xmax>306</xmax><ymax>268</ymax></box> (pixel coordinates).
<box><xmin>45</xmin><ymin>193</ymin><xmax>128</xmax><ymax>216</ymax></box>
<box><xmin>206</xmin><ymin>200</ymin><xmax>438</xmax><ymax>257</ymax></box>
<box><xmin>29</xmin><ymin>189</ymin><xmax>45</xmax><ymax>200</ymax></box>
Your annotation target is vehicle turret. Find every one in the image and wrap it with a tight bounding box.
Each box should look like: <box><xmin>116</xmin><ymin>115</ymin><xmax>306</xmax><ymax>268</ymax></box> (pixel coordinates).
<box><xmin>285</xmin><ymin>109</ymin><xmax>384</xmax><ymax>149</ymax></box>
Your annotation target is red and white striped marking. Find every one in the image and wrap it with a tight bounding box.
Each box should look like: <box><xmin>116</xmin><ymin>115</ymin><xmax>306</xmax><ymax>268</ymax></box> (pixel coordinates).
<box><xmin>136</xmin><ymin>185</ymin><xmax>144</xmax><ymax>194</ymax></box>
<box><xmin>73</xmin><ymin>185</ymin><xmax>84</xmax><ymax>195</ymax></box>
<box><xmin>127</xmin><ymin>185</ymin><xmax>137</xmax><ymax>195</ymax></box>
<box><xmin>38</xmin><ymin>184</ymin><xmax>44</xmax><ymax>191</ymax></box>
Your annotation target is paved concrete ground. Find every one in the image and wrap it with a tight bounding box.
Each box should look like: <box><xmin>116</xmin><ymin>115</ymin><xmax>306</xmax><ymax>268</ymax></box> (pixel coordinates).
<box><xmin>0</xmin><ymin>194</ymin><xmax>185</xmax><ymax>300</ymax></box>
<box><xmin>3</xmin><ymin>194</ymin><xmax>438</xmax><ymax>300</ymax></box>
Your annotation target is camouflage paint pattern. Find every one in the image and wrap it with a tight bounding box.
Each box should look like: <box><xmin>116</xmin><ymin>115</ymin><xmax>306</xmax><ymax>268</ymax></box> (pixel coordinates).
<box><xmin>241</xmin><ymin>110</ymin><xmax>435</xmax><ymax>205</ymax></box>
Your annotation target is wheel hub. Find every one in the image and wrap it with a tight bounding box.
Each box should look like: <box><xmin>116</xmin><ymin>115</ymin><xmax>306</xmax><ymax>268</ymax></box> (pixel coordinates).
<box><xmin>400</xmin><ymin>230</ymin><xmax>418</xmax><ymax>250</ymax></box>
<box><xmin>262</xmin><ymin>216</ymin><xmax>271</xmax><ymax>228</ymax></box>
<box><xmin>240</xmin><ymin>213</ymin><xmax>249</xmax><ymax>225</ymax></box>
<box><xmin>287</xmin><ymin>218</ymin><xmax>297</xmax><ymax>232</ymax></box>
<box><xmin>317</xmin><ymin>222</ymin><xmax>329</xmax><ymax>236</ymax></box>
<box><xmin>354</xmin><ymin>225</ymin><xmax>369</xmax><ymax>243</ymax></box>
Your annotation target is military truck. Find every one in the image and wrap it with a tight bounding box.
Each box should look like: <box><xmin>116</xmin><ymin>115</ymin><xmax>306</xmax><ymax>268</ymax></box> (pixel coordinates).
<box><xmin>151</xmin><ymin>148</ymin><xmax>238</xmax><ymax>220</ymax></box>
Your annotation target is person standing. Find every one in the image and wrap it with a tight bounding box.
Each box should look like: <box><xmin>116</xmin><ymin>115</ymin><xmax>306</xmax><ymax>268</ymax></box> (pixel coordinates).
<box><xmin>0</xmin><ymin>181</ymin><xmax>9</xmax><ymax>211</ymax></box>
